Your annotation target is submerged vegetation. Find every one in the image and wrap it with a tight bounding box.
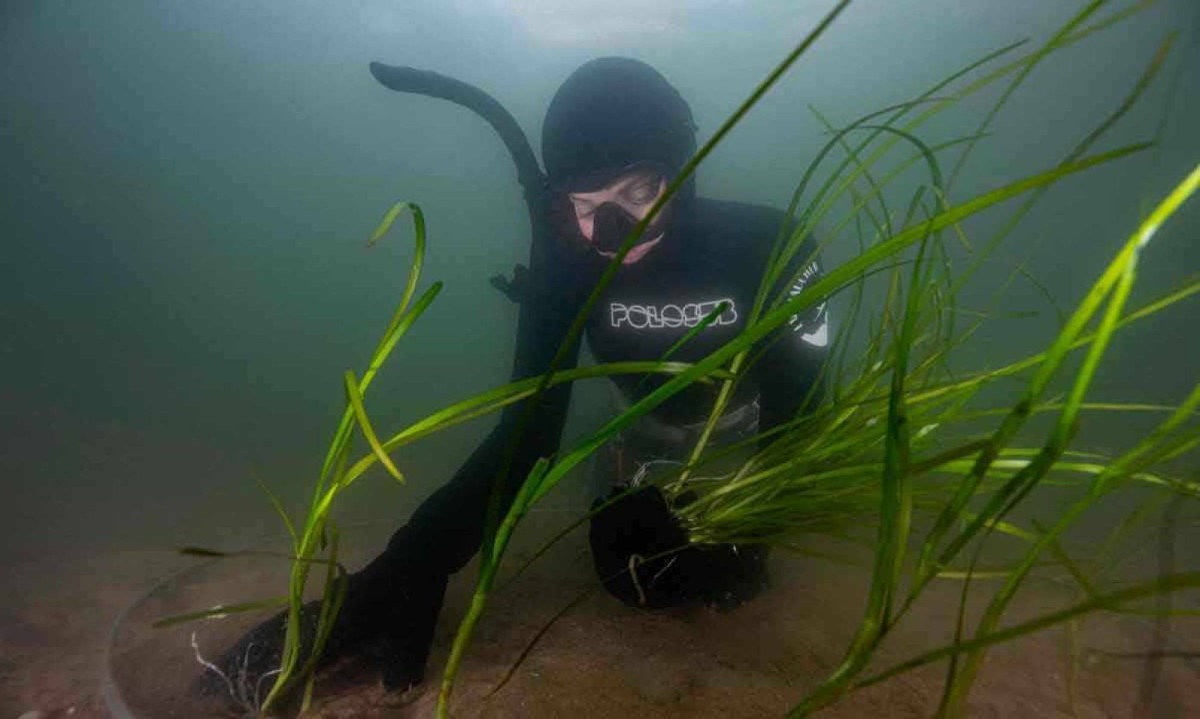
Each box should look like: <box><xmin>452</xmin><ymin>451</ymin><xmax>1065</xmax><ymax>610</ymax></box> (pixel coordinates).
<box><xmin>161</xmin><ymin>1</ymin><xmax>1198</xmax><ymax>717</ymax></box>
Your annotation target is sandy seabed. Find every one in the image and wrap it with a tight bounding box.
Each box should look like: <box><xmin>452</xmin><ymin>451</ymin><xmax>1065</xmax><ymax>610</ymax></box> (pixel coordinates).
<box><xmin>3</xmin><ymin>529</ymin><xmax>1199</xmax><ymax>719</ymax></box>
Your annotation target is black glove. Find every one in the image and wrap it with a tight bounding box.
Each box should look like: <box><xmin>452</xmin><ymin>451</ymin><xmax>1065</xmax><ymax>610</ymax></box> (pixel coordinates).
<box><xmin>688</xmin><ymin>542</ymin><xmax>770</xmax><ymax>612</ymax></box>
<box><xmin>588</xmin><ymin>485</ymin><xmax>770</xmax><ymax>611</ymax></box>
<box><xmin>589</xmin><ymin>484</ymin><xmax>693</xmax><ymax>609</ymax></box>
<box><xmin>194</xmin><ymin>560</ymin><xmax>447</xmax><ymax>709</ymax></box>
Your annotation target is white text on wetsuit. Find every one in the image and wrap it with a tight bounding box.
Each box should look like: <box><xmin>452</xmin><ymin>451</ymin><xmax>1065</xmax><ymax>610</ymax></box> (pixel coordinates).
<box><xmin>609</xmin><ymin>299</ymin><xmax>739</xmax><ymax>330</ymax></box>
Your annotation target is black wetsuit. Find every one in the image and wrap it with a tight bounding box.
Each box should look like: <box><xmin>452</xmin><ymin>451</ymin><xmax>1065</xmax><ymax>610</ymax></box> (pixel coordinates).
<box><xmin>588</xmin><ymin>198</ymin><xmax>826</xmax><ymax>428</ymax></box>
<box><xmin>381</xmin><ymin>195</ymin><xmax>826</xmax><ymax>572</ymax></box>
<box><xmin>336</xmin><ymin>194</ymin><xmax>830</xmax><ymax>687</ymax></box>
<box><xmin>210</xmin><ymin>56</ymin><xmax>830</xmax><ymax>697</ymax></box>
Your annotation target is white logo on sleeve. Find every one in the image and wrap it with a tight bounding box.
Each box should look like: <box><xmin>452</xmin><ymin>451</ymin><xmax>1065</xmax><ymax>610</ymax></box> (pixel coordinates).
<box><xmin>788</xmin><ymin>261</ymin><xmax>829</xmax><ymax>348</ymax></box>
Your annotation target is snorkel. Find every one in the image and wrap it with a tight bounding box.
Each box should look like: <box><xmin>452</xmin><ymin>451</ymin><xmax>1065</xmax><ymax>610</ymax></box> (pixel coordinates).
<box><xmin>369</xmin><ymin>58</ymin><xmax>697</xmax><ymax>270</ymax></box>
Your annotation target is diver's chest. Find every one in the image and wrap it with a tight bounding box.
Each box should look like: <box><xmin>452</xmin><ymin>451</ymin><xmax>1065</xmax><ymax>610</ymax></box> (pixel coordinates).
<box><xmin>585</xmin><ymin>267</ymin><xmax>754</xmax><ymax>363</ymax></box>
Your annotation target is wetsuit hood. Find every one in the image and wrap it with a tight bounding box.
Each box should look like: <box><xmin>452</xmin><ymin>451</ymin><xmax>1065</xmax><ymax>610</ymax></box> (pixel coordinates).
<box><xmin>542</xmin><ymin>57</ymin><xmax>697</xmax><ymax>198</ymax></box>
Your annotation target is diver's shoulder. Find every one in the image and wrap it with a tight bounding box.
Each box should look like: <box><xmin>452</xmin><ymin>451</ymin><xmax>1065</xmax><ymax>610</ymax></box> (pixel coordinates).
<box><xmin>688</xmin><ymin>196</ymin><xmax>791</xmax><ymax>248</ymax></box>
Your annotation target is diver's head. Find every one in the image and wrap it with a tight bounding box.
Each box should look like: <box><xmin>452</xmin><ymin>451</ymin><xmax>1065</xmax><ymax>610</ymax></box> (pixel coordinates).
<box><xmin>542</xmin><ymin>57</ymin><xmax>697</xmax><ymax>264</ymax></box>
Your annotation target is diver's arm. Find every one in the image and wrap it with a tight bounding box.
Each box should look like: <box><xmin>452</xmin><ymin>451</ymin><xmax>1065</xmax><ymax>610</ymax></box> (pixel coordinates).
<box><xmin>368</xmin><ymin>220</ymin><xmax>584</xmax><ymax>580</ymax></box>
<box><xmin>210</xmin><ymin>265</ymin><xmax>585</xmax><ymax>695</ymax></box>
<box><xmin>379</xmin><ymin>281</ymin><xmax>583</xmax><ymax>576</ymax></box>
<box><xmin>335</xmin><ymin>246</ymin><xmax>584</xmax><ymax>690</ymax></box>
<box><xmin>754</xmin><ymin>236</ymin><xmax>830</xmax><ymax>433</ymax></box>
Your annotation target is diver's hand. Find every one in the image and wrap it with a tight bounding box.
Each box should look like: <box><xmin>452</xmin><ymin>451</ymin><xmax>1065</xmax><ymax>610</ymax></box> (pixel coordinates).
<box><xmin>194</xmin><ymin>568</ymin><xmax>447</xmax><ymax>709</ymax></box>
<box><xmin>691</xmin><ymin>542</ymin><xmax>770</xmax><ymax>612</ymax></box>
<box><xmin>588</xmin><ymin>484</ymin><xmax>769</xmax><ymax>611</ymax></box>
<box><xmin>588</xmin><ymin>484</ymin><xmax>695</xmax><ymax>609</ymax></box>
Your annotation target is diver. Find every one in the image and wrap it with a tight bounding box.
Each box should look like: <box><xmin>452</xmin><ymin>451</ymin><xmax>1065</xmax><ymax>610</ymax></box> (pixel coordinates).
<box><xmin>206</xmin><ymin>56</ymin><xmax>830</xmax><ymax>698</ymax></box>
